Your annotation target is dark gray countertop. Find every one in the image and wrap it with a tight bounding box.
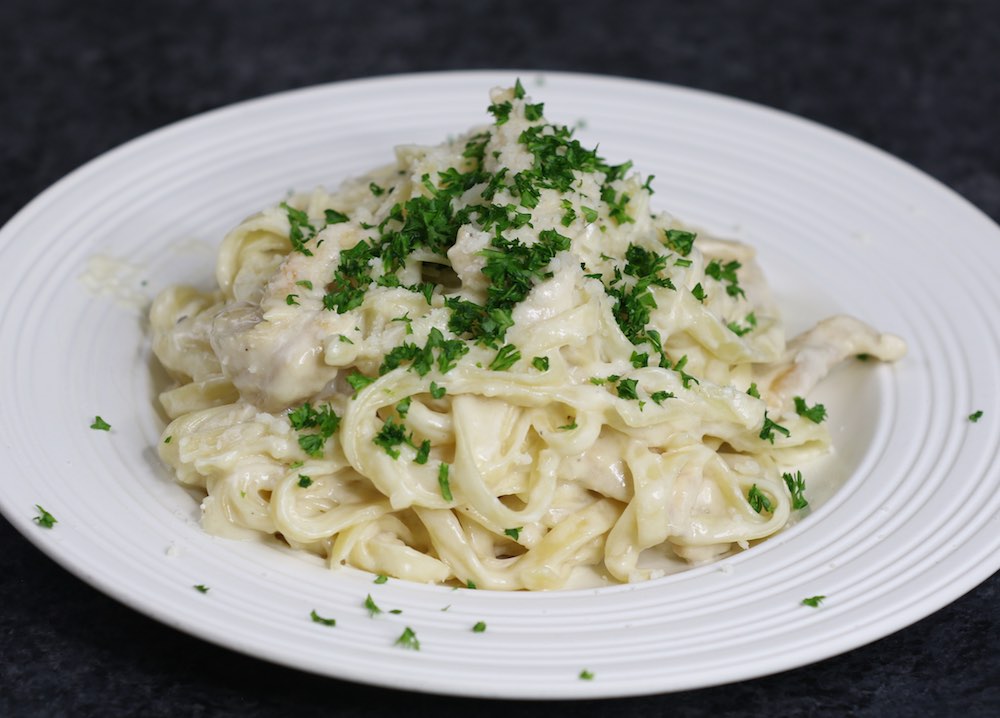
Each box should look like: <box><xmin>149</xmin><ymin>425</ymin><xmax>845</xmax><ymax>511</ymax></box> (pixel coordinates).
<box><xmin>1</xmin><ymin>1</ymin><xmax>997</xmax><ymax>715</ymax></box>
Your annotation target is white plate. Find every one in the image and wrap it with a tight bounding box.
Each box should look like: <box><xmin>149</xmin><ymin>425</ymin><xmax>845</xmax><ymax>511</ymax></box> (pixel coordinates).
<box><xmin>1</xmin><ymin>71</ymin><xmax>998</xmax><ymax>699</ymax></box>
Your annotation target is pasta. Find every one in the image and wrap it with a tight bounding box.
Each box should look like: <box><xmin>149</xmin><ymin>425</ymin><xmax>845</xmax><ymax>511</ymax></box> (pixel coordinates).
<box><xmin>150</xmin><ymin>83</ymin><xmax>906</xmax><ymax>589</ymax></box>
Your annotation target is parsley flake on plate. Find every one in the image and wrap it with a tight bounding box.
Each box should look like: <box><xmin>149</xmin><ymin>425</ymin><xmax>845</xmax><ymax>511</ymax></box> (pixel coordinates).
<box><xmin>395</xmin><ymin>626</ymin><xmax>420</xmax><ymax>650</ymax></box>
<box><xmin>90</xmin><ymin>416</ymin><xmax>111</xmax><ymax>431</ymax></box>
<box><xmin>364</xmin><ymin>594</ymin><xmax>382</xmax><ymax>617</ymax></box>
<box><xmin>310</xmin><ymin>610</ymin><xmax>336</xmax><ymax>627</ymax></box>
<box><xmin>33</xmin><ymin>505</ymin><xmax>56</xmax><ymax>528</ymax></box>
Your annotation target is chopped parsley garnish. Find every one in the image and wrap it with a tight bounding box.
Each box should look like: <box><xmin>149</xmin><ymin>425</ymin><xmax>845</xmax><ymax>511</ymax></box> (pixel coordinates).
<box><xmin>466</xmin><ymin>580</ymin><xmax>477</xmax><ymax>590</ymax></box>
<box><xmin>395</xmin><ymin>626</ymin><xmax>420</xmax><ymax>650</ymax></box>
<box><xmin>581</xmin><ymin>206</ymin><xmax>599</xmax><ymax>223</ymax></box>
<box><xmin>310</xmin><ymin>610</ymin><xmax>337</xmax><ymax>627</ymax></box>
<box><xmin>672</xmin><ymin>355</ymin><xmax>699</xmax><ymax>389</ymax></box>
<box><xmin>347</xmin><ymin>371</ymin><xmax>376</xmax><ymax>394</ymax></box>
<box><xmin>472</xmin><ymin>621</ymin><xmax>487</xmax><ymax>633</ymax></box>
<box><xmin>616</xmin><ymin>378</ymin><xmax>640</xmax><ymax>400</ymax></box>
<box><xmin>602</xmin><ymin>246</ymin><xmax>678</xmax><ymax>347</ymax></box>
<box><xmin>759</xmin><ymin>412</ymin><xmax>790</xmax><ymax>443</ymax></box>
<box><xmin>429</xmin><ymin>381</ymin><xmax>447</xmax><ymax>399</ymax></box>
<box><xmin>512</xmin><ymin>171</ymin><xmax>540</xmax><ymax>208</ymax></box>
<box><xmin>747</xmin><ymin>383</ymin><xmax>761</xmax><ymax>399</ymax></box>
<box><xmin>373</xmin><ymin>417</ymin><xmax>412</xmax><ymax>459</ymax></box>
<box><xmin>794</xmin><ymin>396</ymin><xmax>827</xmax><ymax>423</ymax></box>
<box><xmin>295</xmin><ymin>280</ymin><xmax>313</xmax><ymax>290</ymax></box>
<box><xmin>704</xmin><ymin>259</ymin><xmax>745</xmax><ymax>298</ymax></box>
<box><xmin>517</xmin><ymin>123</ymin><xmax>613</xmax><ymax>193</ymax></box>
<box><xmin>445</xmin><ymin>298</ymin><xmax>514</xmax><ymax>349</ymax></box>
<box><xmin>728</xmin><ymin>312</ymin><xmax>757</xmax><ymax>336</ymax></box>
<box><xmin>650</xmin><ymin>390</ymin><xmax>674</xmax><ymax>405</ymax></box>
<box><xmin>524</xmin><ymin>102</ymin><xmax>545</xmax><ymax>121</ymax></box>
<box><xmin>282</xmin><ymin>203</ymin><xmax>316</xmax><ymax>256</ymax></box>
<box><xmin>323</xmin><ymin>239</ymin><xmax>374</xmax><ymax>312</ymax></box>
<box><xmin>364</xmin><ymin>594</ymin><xmax>382</xmax><ymax>617</ymax></box>
<box><xmin>395</xmin><ymin>396</ymin><xmax>412</xmax><ymax>418</ymax></box>
<box><xmin>324</xmin><ymin>208</ymin><xmax>349</xmax><ymax>224</ymax></box>
<box><xmin>489</xmin><ymin>344</ymin><xmax>521</xmax><ymax>371</ymax></box>
<box><xmin>601</xmin><ymin>187</ymin><xmax>634</xmax><ymax>225</ymax></box>
<box><xmin>663</xmin><ymin>228</ymin><xmax>696</xmax><ymax>256</ymax></box>
<box><xmin>298</xmin><ymin>434</ymin><xmax>325</xmax><ymax>458</ymax></box>
<box><xmin>604</xmin><ymin>160</ymin><xmax>633</xmax><ymax>183</ymax></box>
<box><xmin>782</xmin><ymin>471</ymin><xmax>808</xmax><ymax>510</ymax></box>
<box><xmin>558</xmin><ymin>420</ymin><xmax>578</xmax><ymax>430</ymax></box>
<box><xmin>391</xmin><ymin>312</ymin><xmax>414</xmax><ymax>335</ymax></box>
<box><xmin>747</xmin><ymin>484</ymin><xmax>773</xmax><ymax>513</ymax></box>
<box><xmin>532</xmin><ymin>356</ymin><xmax>550</xmax><ymax>371</ymax></box>
<box><xmin>560</xmin><ymin>199</ymin><xmax>577</xmax><ymax>227</ymax></box>
<box><xmin>463</xmin><ymin>131</ymin><xmax>491</xmax><ymax>166</ymax></box>
<box><xmin>445</xmin><ymin>223</ymin><xmax>570</xmax><ymax>348</ymax></box>
<box><xmin>285</xmin><ymin>294</ymin><xmax>299</xmax><ymax>306</ymax></box>
<box><xmin>514</xmin><ymin>78</ymin><xmax>526</xmax><ymax>99</ymax></box>
<box><xmin>579</xmin><ymin>670</ymin><xmax>595</xmax><ymax>681</ymax></box>
<box><xmin>33</xmin><ymin>505</ymin><xmax>56</xmax><ymax>529</ymax></box>
<box><xmin>488</xmin><ymin>100</ymin><xmax>513</xmax><ymax>125</ymax></box>
<box><xmin>297</xmin><ymin>474</ymin><xmax>313</xmax><ymax>488</ymax></box>
<box><xmin>630</xmin><ymin>351</ymin><xmax>649</xmax><ymax>368</ymax></box>
<box><xmin>414</xmin><ymin>440</ymin><xmax>431</xmax><ymax>464</ymax></box>
<box><xmin>606</xmin><ymin>275</ymin><xmax>658</xmax><ymax>344</ymax></box>
<box><xmin>969</xmin><ymin>410</ymin><xmax>984</xmax><ymax>423</ymax></box>
<box><xmin>504</xmin><ymin>527</ymin><xmax>522</xmax><ymax>540</ymax></box>
<box><xmin>374</xmin><ymin>574</ymin><xmax>388</xmax><ymax>584</ymax></box>
<box><xmin>369</xmin><ymin>182</ymin><xmax>385</xmax><ymax>196</ymax></box>
<box><xmin>380</xmin><ymin>344</ymin><xmax>420</xmax><ymax>374</ymax></box>
<box><xmin>379</xmin><ymin>328</ymin><xmax>469</xmax><ymax>377</ymax></box>
<box><xmin>193</xmin><ymin>584</ymin><xmax>209</xmax><ymax>594</ymax></box>
<box><xmin>438</xmin><ymin>462</ymin><xmax>453</xmax><ymax>501</ymax></box>
<box><xmin>289</xmin><ymin>402</ymin><xmax>340</xmax><ymax>457</ymax></box>
<box><xmin>479</xmin><ymin>170</ymin><xmax>509</xmax><ymax>201</ymax></box>
<box><xmin>163</xmin><ymin>436</ymin><xmax>172</xmax><ymax>444</ymax></box>
<box><xmin>802</xmin><ymin>595</ymin><xmax>825</xmax><ymax>608</ymax></box>
<box><xmin>90</xmin><ymin>416</ymin><xmax>111</xmax><ymax>431</ymax></box>
<box><xmin>691</xmin><ymin>283</ymin><xmax>706</xmax><ymax>302</ymax></box>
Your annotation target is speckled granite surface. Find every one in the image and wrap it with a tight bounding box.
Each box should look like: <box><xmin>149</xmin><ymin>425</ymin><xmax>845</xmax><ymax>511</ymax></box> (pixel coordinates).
<box><xmin>1</xmin><ymin>1</ymin><xmax>998</xmax><ymax>715</ymax></box>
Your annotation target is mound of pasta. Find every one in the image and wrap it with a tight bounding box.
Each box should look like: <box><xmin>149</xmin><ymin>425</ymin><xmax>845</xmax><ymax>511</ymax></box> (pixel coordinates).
<box><xmin>151</xmin><ymin>83</ymin><xmax>905</xmax><ymax>589</ymax></box>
